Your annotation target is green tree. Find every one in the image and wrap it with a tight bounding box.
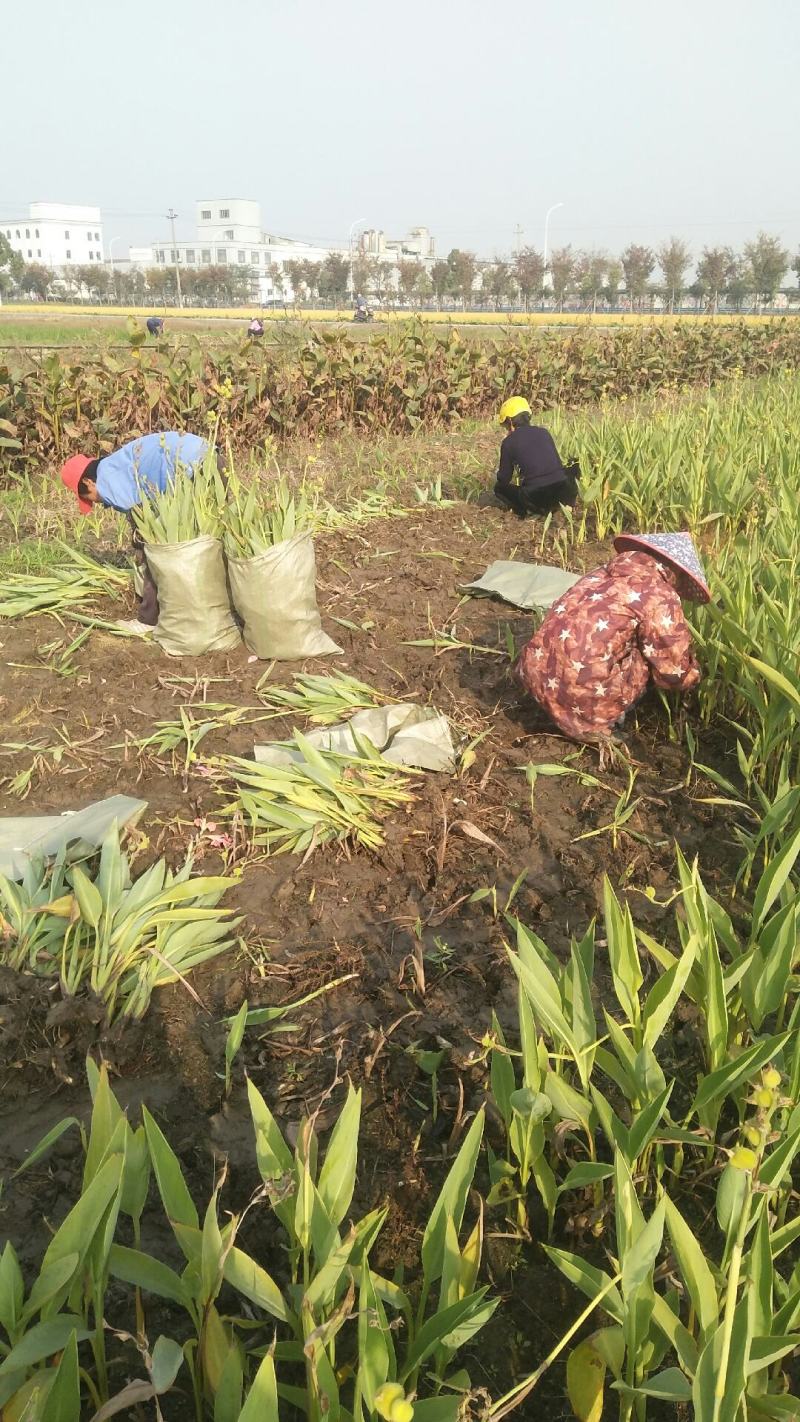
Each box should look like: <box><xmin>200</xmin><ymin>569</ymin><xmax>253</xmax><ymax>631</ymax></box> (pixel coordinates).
<box><xmin>318</xmin><ymin>254</ymin><xmax>350</xmax><ymax>305</ymax></box>
<box><xmin>414</xmin><ymin>269</ymin><xmax>433</xmax><ymax>305</ymax></box>
<box><xmin>573</xmin><ymin>250</ymin><xmax>608</xmax><ymax>312</ymax></box>
<box><xmin>726</xmin><ymin>257</ymin><xmax>752</xmax><ymax>312</ymax></box>
<box><xmin>620</xmin><ymin>244</ymin><xmax>656</xmax><ymax>309</ymax></box>
<box><xmin>482</xmin><ymin>259</ymin><xmax>514</xmax><ymax>310</ymax></box>
<box><xmin>0</xmin><ymin>233</ymin><xmax>23</xmax><ymax>295</ymax></box>
<box><xmin>397</xmin><ymin>259</ymin><xmax>423</xmax><ymax>306</ymax></box>
<box><xmin>430</xmin><ymin>259</ymin><xmax>450</xmax><ymax>309</ymax></box>
<box><xmin>20</xmin><ymin>262</ymin><xmax>55</xmax><ymax>301</ymax></box>
<box><xmin>695</xmin><ymin>246</ymin><xmax>734</xmax><ymax>314</ymax></box>
<box><xmin>446</xmin><ymin>248</ymin><xmax>477</xmax><ymax>308</ymax></box>
<box><xmin>603</xmin><ymin>259</ymin><xmax>623</xmax><ymax>308</ymax></box>
<box><xmin>549</xmin><ymin>245</ymin><xmax>575</xmax><ymax>311</ymax></box>
<box><xmin>351</xmin><ymin>254</ymin><xmax>376</xmax><ymax>299</ymax></box>
<box><xmin>744</xmin><ymin>232</ymin><xmax>789</xmax><ymax>310</ymax></box>
<box><xmin>513</xmin><ymin>246</ymin><xmax>545</xmax><ymax>310</ymax></box>
<box><xmin>657</xmin><ymin>236</ymin><xmax>692</xmax><ymax>313</ymax></box>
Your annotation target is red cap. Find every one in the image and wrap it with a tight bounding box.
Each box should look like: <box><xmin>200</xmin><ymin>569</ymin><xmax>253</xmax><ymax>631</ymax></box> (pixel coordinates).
<box><xmin>60</xmin><ymin>455</ymin><xmax>94</xmax><ymax>515</ymax></box>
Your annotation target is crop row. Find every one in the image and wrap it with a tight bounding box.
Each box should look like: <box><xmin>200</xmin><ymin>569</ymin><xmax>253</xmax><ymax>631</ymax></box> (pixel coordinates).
<box><xmin>3</xmin><ymin>319</ymin><xmax>800</xmax><ymax>473</ymax></box>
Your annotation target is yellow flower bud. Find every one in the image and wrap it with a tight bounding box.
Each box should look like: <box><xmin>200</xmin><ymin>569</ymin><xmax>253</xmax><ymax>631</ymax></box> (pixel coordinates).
<box><xmin>389</xmin><ymin>1402</ymin><xmax>414</xmax><ymax>1422</ymax></box>
<box><xmin>742</xmin><ymin>1125</ymin><xmax>761</xmax><ymax>1148</ymax></box>
<box><xmin>754</xmin><ymin>1088</ymin><xmax>774</xmax><ymax>1109</ymax></box>
<box><xmin>730</xmin><ymin>1145</ymin><xmax>757</xmax><ymax>1171</ymax></box>
<box><xmin>375</xmin><ymin>1384</ymin><xmax>405</xmax><ymax>1421</ymax></box>
<box><xmin>762</xmin><ymin>1067</ymin><xmax>781</xmax><ymax>1090</ymax></box>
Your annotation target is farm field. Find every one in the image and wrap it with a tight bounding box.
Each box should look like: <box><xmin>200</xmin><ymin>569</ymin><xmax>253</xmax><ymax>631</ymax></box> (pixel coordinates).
<box><xmin>0</xmin><ymin>358</ymin><xmax>800</xmax><ymax>1420</ymax></box>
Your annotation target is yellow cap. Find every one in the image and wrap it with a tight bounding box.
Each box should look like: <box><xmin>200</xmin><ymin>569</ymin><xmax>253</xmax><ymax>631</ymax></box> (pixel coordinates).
<box><xmin>498</xmin><ymin>397</ymin><xmax>532</xmax><ymax>424</ymax></box>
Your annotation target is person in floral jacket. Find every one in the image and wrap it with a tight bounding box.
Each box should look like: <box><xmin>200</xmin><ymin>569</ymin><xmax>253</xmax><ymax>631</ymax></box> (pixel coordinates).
<box><xmin>515</xmin><ymin>532</ymin><xmax>709</xmax><ymax>747</ymax></box>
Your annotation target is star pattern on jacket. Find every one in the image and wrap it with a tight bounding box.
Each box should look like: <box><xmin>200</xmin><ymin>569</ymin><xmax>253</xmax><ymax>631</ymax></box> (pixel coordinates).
<box><xmin>516</xmin><ymin>550</ymin><xmax>702</xmax><ymax>740</ymax></box>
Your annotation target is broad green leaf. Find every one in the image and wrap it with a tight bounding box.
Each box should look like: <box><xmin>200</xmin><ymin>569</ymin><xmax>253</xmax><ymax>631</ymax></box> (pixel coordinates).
<box><xmin>421</xmin><ymin>1110</ymin><xmax>484</xmax><ymax>1285</ymax></box>
<box><xmin>400</xmin><ymin>1290</ymin><xmax>489</xmax><ymax>1380</ymax></box>
<box><xmin>356</xmin><ymin>1261</ymin><xmax>391</xmax><ymax>1410</ymax></box>
<box><xmin>142</xmin><ymin>1107</ymin><xmax>199</xmax><ymax>1245</ymax></box>
<box><xmin>627</xmin><ymin>1085</ymin><xmax>673</xmax><ymax>1163</ymax></box>
<box><xmin>246</xmin><ymin>1079</ymin><xmax>294</xmax><ymax>1230</ymax></box>
<box><xmin>621</xmin><ymin>1197</ymin><xmax>664</xmax><ymax>1300</ymax></box>
<box><xmin>567</xmin><ymin>1337</ymin><xmax>606</xmax><ymax>1422</ymax></box>
<box><xmin>317</xmin><ymin>1084</ymin><xmax>361</xmax><ymax>1227</ymax></box>
<box><xmin>12</xmin><ymin>1118</ymin><xmax>82</xmax><ymax>1179</ymax></box>
<box><xmin>201</xmin><ymin>1191</ymin><xmax>226</xmax><ymax>1307</ymax></box>
<box><xmin>108</xmin><ymin>1244</ymin><xmax>192</xmax><ymax>1308</ymax></box>
<box><xmin>0</xmin><ymin>1317</ymin><xmax>90</xmax><ymax>1378</ymax></box>
<box><xmin>716</xmin><ymin>1163</ymin><xmax>749</xmax><ymax>1240</ymax></box>
<box><xmin>39</xmin><ymin>1154</ymin><xmax>124</xmax><ymax>1311</ymax></box>
<box><xmin>24</xmin><ymin>1255</ymin><xmax>80</xmax><ymax>1323</ymax></box>
<box><xmin>664</xmin><ymin>1197</ymin><xmax>718</xmax><ymax>1340</ymax></box>
<box><xmin>543</xmin><ymin>1247</ymin><xmax>624</xmax><ymax>1325</ymax></box>
<box><xmin>643</xmin><ymin>936</ymin><xmax>698</xmax><ymax>1048</ymax></box>
<box><xmin>214</xmin><ymin>1347</ymin><xmax>243</xmax><ymax>1422</ymax></box>
<box><xmin>692</xmin><ymin>1033</ymin><xmax>789</xmax><ymax>1115</ymax></box>
<box><xmin>602</xmin><ymin>877</ymin><xmax>642</xmax><ymax>1027</ymax></box>
<box><xmin>223</xmin><ymin>1247</ymin><xmax>289</xmax><ymax>1323</ymax></box>
<box><xmin>544</xmin><ymin>1072</ymin><xmax>593</xmax><ymax>1131</ymax></box>
<box><xmin>557</xmin><ymin>1163</ymin><xmax>614</xmax><ymax>1194</ymax></box>
<box><xmin>752</xmin><ymin>827</ymin><xmax>800</xmax><ymax>936</ymax></box>
<box><xmin>0</xmin><ymin>1243</ymin><xmax>24</xmax><ymax>1336</ymax></box>
<box><xmin>40</xmin><ymin>1330</ymin><xmax>79</xmax><ymax>1422</ymax></box>
<box><xmin>240</xmin><ymin>1348</ymin><xmax>279</xmax><ymax>1416</ymax></box>
<box><xmin>71</xmin><ymin>864</ymin><xmax>103</xmax><ymax>931</ymax></box>
<box><xmin>151</xmin><ymin>1335</ymin><xmax>185</xmax><ymax>1393</ymax></box>
<box><xmin>613</xmin><ymin>1367</ymin><xmax>692</xmax><ymax>1402</ymax></box>
<box><xmin>692</xmin><ymin>1299</ymin><xmax>750</xmax><ymax>1422</ymax></box>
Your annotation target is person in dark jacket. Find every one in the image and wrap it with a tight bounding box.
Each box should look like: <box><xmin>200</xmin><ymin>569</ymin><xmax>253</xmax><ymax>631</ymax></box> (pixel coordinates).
<box><xmin>146</xmin><ymin>316</ymin><xmax>164</xmax><ymax>337</ymax></box>
<box><xmin>493</xmin><ymin>397</ymin><xmax>579</xmax><ymax>516</ymax></box>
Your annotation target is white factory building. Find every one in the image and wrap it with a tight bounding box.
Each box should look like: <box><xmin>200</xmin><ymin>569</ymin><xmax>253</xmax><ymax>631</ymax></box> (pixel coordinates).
<box><xmin>146</xmin><ymin>199</ymin><xmax>343</xmax><ymax>301</ymax></box>
<box><xmin>2</xmin><ymin>203</ymin><xmax>104</xmax><ymax>267</ymax></box>
<box><xmin>144</xmin><ymin>200</ymin><xmax>435</xmax><ymax>301</ymax></box>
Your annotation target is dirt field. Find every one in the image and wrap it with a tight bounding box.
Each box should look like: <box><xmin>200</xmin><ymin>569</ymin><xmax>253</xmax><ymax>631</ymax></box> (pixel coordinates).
<box><xmin>0</xmin><ymin>502</ymin><xmax>737</xmax><ymax>1413</ymax></box>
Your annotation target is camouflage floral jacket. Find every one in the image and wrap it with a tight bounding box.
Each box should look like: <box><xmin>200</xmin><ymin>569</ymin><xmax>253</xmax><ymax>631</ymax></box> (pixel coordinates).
<box><xmin>516</xmin><ymin>550</ymin><xmax>701</xmax><ymax>739</ymax></box>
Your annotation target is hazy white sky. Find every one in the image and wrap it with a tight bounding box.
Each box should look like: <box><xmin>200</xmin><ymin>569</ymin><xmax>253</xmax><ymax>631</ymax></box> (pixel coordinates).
<box><xmin>3</xmin><ymin>0</ymin><xmax>799</xmax><ymax>264</ymax></box>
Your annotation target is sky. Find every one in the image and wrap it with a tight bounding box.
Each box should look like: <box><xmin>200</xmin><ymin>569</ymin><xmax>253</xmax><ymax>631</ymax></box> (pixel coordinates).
<box><xmin>2</xmin><ymin>0</ymin><xmax>799</xmax><ymax>267</ymax></box>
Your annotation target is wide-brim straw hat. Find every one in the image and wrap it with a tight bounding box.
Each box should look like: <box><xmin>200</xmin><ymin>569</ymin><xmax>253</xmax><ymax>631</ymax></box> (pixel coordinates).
<box><xmin>612</xmin><ymin>531</ymin><xmax>711</xmax><ymax>604</ymax></box>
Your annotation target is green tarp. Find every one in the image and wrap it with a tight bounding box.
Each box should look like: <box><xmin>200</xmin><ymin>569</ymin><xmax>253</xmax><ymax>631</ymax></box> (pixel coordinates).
<box><xmin>461</xmin><ymin>560</ymin><xmax>580</xmax><ymax>610</ymax></box>
<box><xmin>254</xmin><ymin>703</ymin><xmax>456</xmax><ymax>773</ymax></box>
<box><xmin>0</xmin><ymin>795</ymin><xmax>147</xmax><ymax>880</ymax></box>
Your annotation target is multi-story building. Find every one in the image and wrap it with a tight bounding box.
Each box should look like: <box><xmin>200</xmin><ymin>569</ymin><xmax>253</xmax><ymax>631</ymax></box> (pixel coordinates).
<box><xmin>143</xmin><ymin>201</ymin><xmax>436</xmax><ymax>302</ymax></box>
<box><xmin>2</xmin><ymin>203</ymin><xmax>104</xmax><ymax>267</ymax></box>
<box><xmin>359</xmin><ymin>226</ymin><xmax>435</xmax><ymax>261</ymax></box>
<box><xmin>148</xmin><ymin>199</ymin><xmax>346</xmax><ymax>301</ymax></box>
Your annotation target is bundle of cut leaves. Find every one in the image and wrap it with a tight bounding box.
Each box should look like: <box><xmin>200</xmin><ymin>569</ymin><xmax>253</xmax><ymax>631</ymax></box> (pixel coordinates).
<box><xmin>218</xmin><ymin>731</ymin><xmax>414</xmax><ymax>854</ymax></box>
<box><xmin>255</xmin><ymin>670</ymin><xmax>398</xmax><ymax>724</ymax></box>
<box><xmin>0</xmin><ymin>545</ymin><xmax>132</xmax><ymax>619</ymax></box>
<box><xmin>131</xmin><ymin>450</ymin><xmax>227</xmax><ymax>544</ymax></box>
<box><xmin>0</xmin><ymin>823</ymin><xmax>240</xmax><ymax>1020</ymax></box>
<box><xmin>222</xmin><ymin>473</ymin><xmax>313</xmax><ymax>556</ymax></box>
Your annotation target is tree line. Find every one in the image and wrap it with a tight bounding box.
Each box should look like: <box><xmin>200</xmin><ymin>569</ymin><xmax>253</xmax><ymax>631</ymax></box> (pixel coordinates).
<box><xmin>1</xmin><ymin>230</ymin><xmax>799</xmax><ymax>313</ymax></box>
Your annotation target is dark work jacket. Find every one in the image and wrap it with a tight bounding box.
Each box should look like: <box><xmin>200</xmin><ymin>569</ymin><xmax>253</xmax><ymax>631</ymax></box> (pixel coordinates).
<box><xmin>496</xmin><ymin>423</ymin><xmax>565</xmax><ymax>491</ymax></box>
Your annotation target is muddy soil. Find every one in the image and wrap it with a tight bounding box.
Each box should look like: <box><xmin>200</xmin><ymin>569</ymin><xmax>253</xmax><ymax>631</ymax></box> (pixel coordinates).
<box><xmin>0</xmin><ymin>503</ymin><xmax>739</xmax><ymax>1415</ymax></box>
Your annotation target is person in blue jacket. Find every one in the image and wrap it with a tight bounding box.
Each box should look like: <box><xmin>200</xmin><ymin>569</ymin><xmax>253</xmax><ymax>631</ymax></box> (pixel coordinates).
<box><xmin>60</xmin><ymin>432</ymin><xmax>214</xmax><ymax>630</ymax></box>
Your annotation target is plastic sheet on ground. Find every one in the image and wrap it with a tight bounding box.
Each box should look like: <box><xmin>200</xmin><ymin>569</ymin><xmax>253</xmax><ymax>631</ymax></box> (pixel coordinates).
<box><xmin>460</xmin><ymin>560</ymin><xmax>581</xmax><ymax>610</ymax></box>
<box><xmin>0</xmin><ymin>795</ymin><xmax>147</xmax><ymax>880</ymax></box>
<box><xmin>254</xmin><ymin>703</ymin><xmax>456</xmax><ymax>774</ymax></box>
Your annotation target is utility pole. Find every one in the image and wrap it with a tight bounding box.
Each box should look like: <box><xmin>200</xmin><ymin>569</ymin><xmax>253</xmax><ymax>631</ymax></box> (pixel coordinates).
<box><xmin>167</xmin><ymin>208</ymin><xmax>183</xmax><ymax>309</ymax></box>
<box><xmin>513</xmin><ymin>224</ymin><xmax>524</xmax><ymax>255</ymax></box>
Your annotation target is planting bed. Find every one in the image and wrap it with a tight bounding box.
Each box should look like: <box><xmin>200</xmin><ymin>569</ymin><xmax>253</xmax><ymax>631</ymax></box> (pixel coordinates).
<box><xmin>0</xmin><ymin>501</ymin><xmax>739</xmax><ymax>1414</ymax></box>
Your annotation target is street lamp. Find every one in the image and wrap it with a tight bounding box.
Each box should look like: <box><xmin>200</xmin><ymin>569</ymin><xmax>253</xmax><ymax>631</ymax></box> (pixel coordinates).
<box><xmin>348</xmin><ymin>216</ymin><xmax>367</xmax><ymax>302</ymax></box>
<box><xmin>542</xmin><ymin>202</ymin><xmax>564</xmax><ymax>299</ymax></box>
